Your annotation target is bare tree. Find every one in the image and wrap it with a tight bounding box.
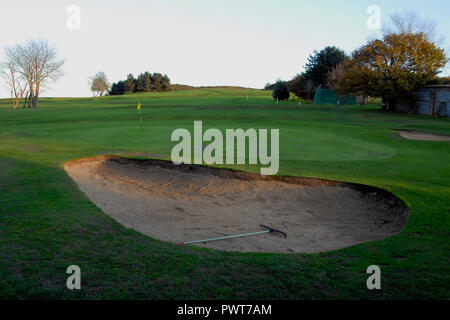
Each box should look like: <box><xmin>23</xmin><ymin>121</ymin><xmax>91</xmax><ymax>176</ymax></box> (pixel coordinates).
<box><xmin>1</xmin><ymin>49</ymin><xmax>28</xmax><ymax>109</ymax></box>
<box><xmin>304</xmin><ymin>79</ymin><xmax>315</xmax><ymax>100</ymax></box>
<box><xmin>327</xmin><ymin>63</ymin><xmax>345</xmax><ymax>91</ymax></box>
<box><xmin>6</xmin><ymin>39</ymin><xmax>65</xmax><ymax>108</ymax></box>
<box><xmin>326</xmin><ymin>63</ymin><xmax>346</xmax><ymax>104</ymax></box>
<box><xmin>89</xmin><ymin>72</ymin><xmax>110</xmax><ymax>97</ymax></box>
<box><xmin>383</xmin><ymin>11</ymin><xmax>443</xmax><ymax>44</ymax></box>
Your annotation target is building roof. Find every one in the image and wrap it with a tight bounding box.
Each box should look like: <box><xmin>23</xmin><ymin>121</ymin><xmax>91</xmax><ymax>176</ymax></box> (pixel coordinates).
<box><xmin>416</xmin><ymin>85</ymin><xmax>450</xmax><ymax>91</ymax></box>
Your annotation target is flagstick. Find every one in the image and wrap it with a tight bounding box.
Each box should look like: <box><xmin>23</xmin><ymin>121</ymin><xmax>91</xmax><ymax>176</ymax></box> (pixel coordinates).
<box><xmin>139</xmin><ymin>106</ymin><xmax>142</xmax><ymax>134</ymax></box>
<box><xmin>137</xmin><ymin>101</ymin><xmax>142</xmax><ymax>134</ymax></box>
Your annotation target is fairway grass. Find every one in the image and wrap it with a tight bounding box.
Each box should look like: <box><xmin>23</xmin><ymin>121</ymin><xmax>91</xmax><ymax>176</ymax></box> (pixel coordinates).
<box><xmin>0</xmin><ymin>88</ymin><xmax>449</xmax><ymax>299</ymax></box>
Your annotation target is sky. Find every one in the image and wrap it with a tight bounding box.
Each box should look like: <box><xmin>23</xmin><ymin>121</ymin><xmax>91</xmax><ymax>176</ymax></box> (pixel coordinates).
<box><xmin>0</xmin><ymin>0</ymin><xmax>449</xmax><ymax>98</ymax></box>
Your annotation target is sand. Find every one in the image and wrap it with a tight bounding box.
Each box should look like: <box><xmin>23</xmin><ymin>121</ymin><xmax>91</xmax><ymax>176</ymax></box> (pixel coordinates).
<box><xmin>397</xmin><ymin>130</ymin><xmax>450</xmax><ymax>142</ymax></box>
<box><xmin>64</xmin><ymin>156</ymin><xmax>409</xmax><ymax>254</ymax></box>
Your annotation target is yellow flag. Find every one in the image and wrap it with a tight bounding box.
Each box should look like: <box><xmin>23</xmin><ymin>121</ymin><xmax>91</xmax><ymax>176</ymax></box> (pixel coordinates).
<box><xmin>137</xmin><ymin>102</ymin><xmax>141</xmax><ymax>110</ymax></box>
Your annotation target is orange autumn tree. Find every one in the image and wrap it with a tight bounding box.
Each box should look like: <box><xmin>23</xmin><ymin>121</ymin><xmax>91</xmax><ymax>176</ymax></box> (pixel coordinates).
<box><xmin>333</xmin><ymin>32</ymin><xmax>447</xmax><ymax>111</ymax></box>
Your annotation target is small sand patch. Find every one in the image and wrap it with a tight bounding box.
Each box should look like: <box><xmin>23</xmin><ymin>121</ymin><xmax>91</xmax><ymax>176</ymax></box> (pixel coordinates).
<box><xmin>397</xmin><ymin>130</ymin><xmax>450</xmax><ymax>141</ymax></box>
<box><xmin>64</xmin><ymin>156</ymin><xmax>409</xmax><ymax>253</ymax></box>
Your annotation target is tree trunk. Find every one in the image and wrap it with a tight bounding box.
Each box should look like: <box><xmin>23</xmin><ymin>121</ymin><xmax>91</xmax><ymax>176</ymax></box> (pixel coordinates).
<box><xmin>27</xmin><ymin>92</ymin><xmax>33</xmax><ymax>108</ymax></box>
<box><xmin>22</xmin><ymin>90</ymin><xmax>29</xmax><ymax>108</ymax></box>
<box><xmin>11</xmin><ymin>87</ymin><xmax>18</xmax><ymax>109</ymax></box>
<box><xmin>11</xmin><ymin>97</ymin><xmax>18</xmax><ymax>109</ymax></box>
<box><xmin>33</xmin><ymin>95</ymin><xmax>39</xmax><ymax>108</ymax></box>
<box><xmin>27</xmin><ymin>83</ymin><xmax>34</xmax><ymax>108</ymax></box>
<box><xmin>381</xmin><ymin>97</ymin><xmax>387</xmax><ymax>111</ymax></box>
<box><xmin>33</xmin><ymin>86</ymin><xmax>39</xmax><ymax>108</ymax></box>
<box><xmin>10</xmin><ymin>90</ymin><xmax>15</xmax><ymax>109</ymax></box>
<box><xmin>387</xmin><ymin>98</ymin><xmax>397</xmax><ymax>112</ymax></box>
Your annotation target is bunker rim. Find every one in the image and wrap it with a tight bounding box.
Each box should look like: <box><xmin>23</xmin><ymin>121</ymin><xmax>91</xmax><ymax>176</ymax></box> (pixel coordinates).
<box><xmin>64</xmin><ymin>155</ymin><xmax>410</xmax><ymax>254</ymax></box>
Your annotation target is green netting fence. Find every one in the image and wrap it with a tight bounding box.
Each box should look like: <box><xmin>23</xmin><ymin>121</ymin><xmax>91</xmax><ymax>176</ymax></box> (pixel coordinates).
<box><xmin>313</xmin><ymin>88</ymin><xmax>356</xmax><ymax>105</ymax></box>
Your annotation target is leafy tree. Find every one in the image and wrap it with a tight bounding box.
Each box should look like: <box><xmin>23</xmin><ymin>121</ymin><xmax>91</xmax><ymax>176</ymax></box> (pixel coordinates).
<box><xmin>335</xmin><ymin>32</ymin><xmax>447</xmax><ymax>110</ymax></box>
<box><xmin>109</xmin><ymin>80</ymin><xmax>125</xmax><ymax>95</ymax></box>
<box><xmin>161</xmin><ymin>74</ymin><xmax>171</xmax><ymax>91</ymax></box>
<box><xmin>136</xmin><ymin>72</ymin><xmax>152</xmax><ymax>92</ymax></box>
<box><xmin>152</xmin><ymin>73</ymin><xmax>163</xmax><ymax>91</ymax></box>
<box><xmin>272</xmin><ymin>80</ymin><xmax>290</xmax><ymax>101</ymax></box>
<box><xmin>264</xmin><ymin>83</ymin><xmax>274</xmax><ymax>90</ymax></box>
<box><xmin>304</xmin><ymin>46</ymin><xmax>347</xmax><ymax>87</ymax></box>
<box><xmin>426</xmin><ymin>76</ymin><xmax>450</xmax><ymax>85</ymax></box>
<box><xmin>124</xmin><ymin>73</ymin><xmax>136</xmax><ymax>93</ymax></box>
<box><xmin>289</xmin><ymin>73</ymin><xmax>315</xmax><ymax>100</ymax></box>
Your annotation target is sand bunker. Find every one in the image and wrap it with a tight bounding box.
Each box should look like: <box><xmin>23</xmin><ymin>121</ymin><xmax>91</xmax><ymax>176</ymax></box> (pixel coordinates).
<box><xmin>397</xmin><ymin>130</ymin><xmax>450</xmax><ymax>141</ymax></box>
<box><xmin>64</xmin><ymin>156</ymin><xmax>409</xmax><ymax>253</ymax></box>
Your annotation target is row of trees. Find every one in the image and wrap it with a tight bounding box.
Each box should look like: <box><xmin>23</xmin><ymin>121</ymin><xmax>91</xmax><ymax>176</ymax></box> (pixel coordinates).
<box><xmin>109</xmin><ymin>72</ymin><xmax>172</xmax><ymax>95</ymax></box>
<box><xmin>1</xmin><ymin>39</ymin><xmax>65</xmax><ymax>108</ymax></box>
<box><xmin>269</xmin><ymin>12</ymin><xmax>448</xmax><ymax>111</ymax></box>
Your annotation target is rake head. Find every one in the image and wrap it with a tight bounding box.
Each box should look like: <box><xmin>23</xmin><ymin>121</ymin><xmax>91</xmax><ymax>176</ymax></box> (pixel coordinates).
<box><xmin>260</xmin><ymin>224</ymin><xmax>287</xmax><ymax>238</ymax></box>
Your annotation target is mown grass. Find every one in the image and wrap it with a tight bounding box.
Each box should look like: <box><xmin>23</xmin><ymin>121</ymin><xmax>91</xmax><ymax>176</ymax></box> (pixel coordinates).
<box><xmin>0</xmin><ymin>88</ymin><xmax>449</xmax><ymax>299</ymax></box>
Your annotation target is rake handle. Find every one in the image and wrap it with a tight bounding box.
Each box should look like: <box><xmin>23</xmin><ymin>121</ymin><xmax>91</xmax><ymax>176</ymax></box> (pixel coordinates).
<box><xmin>177</xmin><ymin>225</ymin><xmax>287</xmax><ymax>245</ymax></box>
<box><xmin>177</xmin><ymin>230</ymin><xmax>271</xmax><ymax>245</ymax></box>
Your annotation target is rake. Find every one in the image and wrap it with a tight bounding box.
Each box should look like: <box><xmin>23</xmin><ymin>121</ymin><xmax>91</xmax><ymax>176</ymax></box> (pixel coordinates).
<box><xmin>176</xmin><ymin>225</ymin><xmax>287</xmax><ymax>245</ymax></box>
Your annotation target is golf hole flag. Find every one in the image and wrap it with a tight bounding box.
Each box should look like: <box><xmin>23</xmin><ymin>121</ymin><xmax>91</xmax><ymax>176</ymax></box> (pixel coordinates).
<box><xmin>137</xmin><ymin>102</ymin><xmax>142</xmax><ymax>128</ymax></box>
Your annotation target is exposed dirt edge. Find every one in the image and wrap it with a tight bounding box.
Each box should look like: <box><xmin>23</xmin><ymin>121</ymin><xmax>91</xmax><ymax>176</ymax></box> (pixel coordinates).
<box><xmin>66</xmin><ymin>155</ymin><xmax>342</xmax><ymax>186</ymax></box>
<box><xmin>65</xmin><ymin>155</ymin><xmax>409</xmax><ymax>206</ymax></box>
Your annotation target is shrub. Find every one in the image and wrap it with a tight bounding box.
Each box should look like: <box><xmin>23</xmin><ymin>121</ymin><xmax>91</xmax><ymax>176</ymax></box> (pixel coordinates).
<box><xmin>272</xmin><ymin>81</ymin><xmax>290</xmax><ymax>101</ymax></box>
